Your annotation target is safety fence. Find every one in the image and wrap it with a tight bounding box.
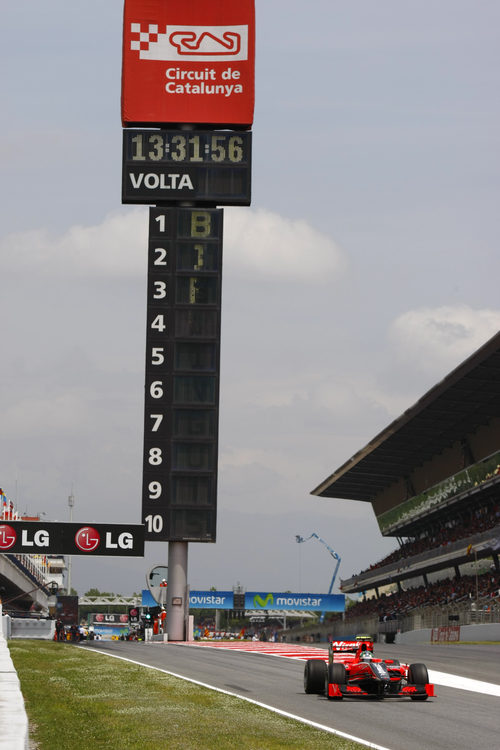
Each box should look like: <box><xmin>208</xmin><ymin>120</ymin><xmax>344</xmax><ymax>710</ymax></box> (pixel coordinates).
<box><xmin>282</xmin><ymin>594</ymin><xmax>500</xmax><ymax>643</ymax></box>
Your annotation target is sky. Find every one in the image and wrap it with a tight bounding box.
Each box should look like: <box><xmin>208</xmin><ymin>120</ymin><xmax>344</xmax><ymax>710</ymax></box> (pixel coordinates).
<box><xmin>1</xmin><ymin>1</ymin><xmax>499</xmax><ymax>597</ymax></box>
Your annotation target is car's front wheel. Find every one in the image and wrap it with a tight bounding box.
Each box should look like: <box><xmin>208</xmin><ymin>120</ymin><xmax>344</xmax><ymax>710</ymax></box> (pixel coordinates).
<box><xmin>304</xmin><ymin>659</ymin><xmax>327</xmax><ymax>694</ymax></box>
<box><xmin>326</xmin><ymin>662</ymin><xmax>346</xmax><ymax>700</ymax></box>
<box><xmin>408</xmin><ymin>663</ymin><xmax>429</xmax><ymax>701</ymax></box>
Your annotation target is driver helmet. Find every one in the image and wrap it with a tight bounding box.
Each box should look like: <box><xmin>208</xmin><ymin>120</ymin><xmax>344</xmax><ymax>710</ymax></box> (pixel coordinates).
<box><xmin>360</xmin><ymin>650</ymin><xmax>373</xmax><ymax>660</ymax></box>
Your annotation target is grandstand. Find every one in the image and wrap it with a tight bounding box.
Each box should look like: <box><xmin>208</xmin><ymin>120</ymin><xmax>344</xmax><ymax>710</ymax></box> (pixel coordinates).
<box><xmin>309</xmin><ymin>331</ymin><xmax>500</xmax><ymax>641</ymax></box>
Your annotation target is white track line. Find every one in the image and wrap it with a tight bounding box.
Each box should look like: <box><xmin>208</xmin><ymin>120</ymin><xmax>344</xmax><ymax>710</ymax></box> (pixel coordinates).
<box><xmin>428</xmin><ymin>670</ymin><xmax>500</xmax><ymax>697</ymax></box>
<box><xmin>82</xmin><ymin>646</ymin><xmax>391</xmax><ymax>750</ymax></box>
<box><xmin>190</xmin><ymin>641</ymin><xmax>500</xmax><ymax>697</ymax></box>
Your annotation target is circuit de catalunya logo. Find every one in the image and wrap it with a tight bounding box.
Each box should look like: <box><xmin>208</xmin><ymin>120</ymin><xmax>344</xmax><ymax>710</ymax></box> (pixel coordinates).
<box><xmin>130</xmin><ymin>24</ymin><xmax>248</xmax><ymax>62</ymax></box>
<box><xmin>0</xmin><ymin>524</ymin><xmax>16</xmax><ymax>550</ymax></box>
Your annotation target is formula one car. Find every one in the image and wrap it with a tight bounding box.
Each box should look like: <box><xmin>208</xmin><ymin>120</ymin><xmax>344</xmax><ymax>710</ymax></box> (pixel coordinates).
<box><xmin>304</xmin><ymin>637</ymin><xmax>434</xmax><ymax>700</ymax></box>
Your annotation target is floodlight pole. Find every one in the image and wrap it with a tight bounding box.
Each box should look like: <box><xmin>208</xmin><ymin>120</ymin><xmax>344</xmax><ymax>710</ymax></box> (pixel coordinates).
<box><xmin>296</xmin><ymin>533</ymin><xmax>341</xmax><ymax>623</ymax></box>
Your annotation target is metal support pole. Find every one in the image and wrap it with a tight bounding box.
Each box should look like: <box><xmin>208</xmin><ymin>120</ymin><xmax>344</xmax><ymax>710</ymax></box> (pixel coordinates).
<box><xmin>474</xmin><ymin>549</ymin><xmax>479</xmax><ymax>602</ymax></box>
<box><xmin>166</xmin><ymin>541</ymin><xmax>188</xmax><ymax>641</ymax></box>
<box><xmin>67</xmin><ymin>493</ymin><xmax>75</xmax><ymax>595</ymax></box>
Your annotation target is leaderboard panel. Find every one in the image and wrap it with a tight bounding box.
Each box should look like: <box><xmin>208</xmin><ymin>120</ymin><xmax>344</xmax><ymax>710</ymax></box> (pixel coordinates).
<box><xmin>142</xmin><ymin>207</ymin><xmax>223</xmax><ymax>542</ymax></box>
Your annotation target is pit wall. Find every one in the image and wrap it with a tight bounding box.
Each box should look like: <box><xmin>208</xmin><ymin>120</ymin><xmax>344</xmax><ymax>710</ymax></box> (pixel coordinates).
<box><xmin>9</xmin><ymin>618</ymin><xmax>56</xmax><ymax>640</ymax></box>
<box><xmin>0</xmin><ymin>606</ymin><xmax>29</xmax><ymax>750</ymax></box>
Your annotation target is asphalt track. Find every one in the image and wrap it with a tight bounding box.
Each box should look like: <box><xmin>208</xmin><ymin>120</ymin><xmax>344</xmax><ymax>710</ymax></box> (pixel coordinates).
<box><xmin>83</xmin><ymin>640</ymin><xmax>500</xmax><ymax>750</ymax></box>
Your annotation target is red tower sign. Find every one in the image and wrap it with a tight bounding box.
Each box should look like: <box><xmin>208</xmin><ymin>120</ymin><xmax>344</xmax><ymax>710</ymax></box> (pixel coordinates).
<box><xmin>121</xmin><ymin>0</ymin><xmax>255</xmax><ymax>128</ymax></box>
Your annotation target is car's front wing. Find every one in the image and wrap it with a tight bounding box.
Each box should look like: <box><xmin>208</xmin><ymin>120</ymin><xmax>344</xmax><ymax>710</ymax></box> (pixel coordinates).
<box><xmin>327</xmin><ymin>682</ymin><xmax>435</xmax><ymax>699</ymax></box>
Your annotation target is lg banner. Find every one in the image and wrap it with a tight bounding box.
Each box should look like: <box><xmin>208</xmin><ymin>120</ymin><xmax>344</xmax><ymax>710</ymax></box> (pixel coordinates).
<box><xmin>121</xmin><ymin>0</ymin><xmax>255</xmax><ymax>127</ymax></box>
<box><xmin>0</xmin><ymin>522</ymin><xmax>144</xmax><ymax>556</ymax></box>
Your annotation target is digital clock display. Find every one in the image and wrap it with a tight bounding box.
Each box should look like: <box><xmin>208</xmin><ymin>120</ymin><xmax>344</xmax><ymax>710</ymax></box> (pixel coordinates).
<box><xmin>122</xmin><ymin>129</ymin><xmax>251</xmax><ymax>206</ymax></box>
<box><xmin>127</xmin><ymin>130</ymin><xmax>250</xmax><ymax>164</ymax></box>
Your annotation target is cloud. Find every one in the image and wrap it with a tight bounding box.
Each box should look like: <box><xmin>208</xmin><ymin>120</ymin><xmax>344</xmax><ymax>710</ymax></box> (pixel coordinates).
<box><xmin>1</xmin><ymin>393</ymin><xmax>93</xmax><ymax>438</ymax></box>
<box><xmin>224</xmin><ymin>208</ymin><xmax>345</xmax><ymax>281</ymax></box>
<box><xmin>0</xmin><ymin>207</ymin><xmax>345</xmax><ymax>284</ymax></box>
<box><xmin>0</xmin><ymin>209</ymin><xmax>148</xmax><ymax>278</ymax></box>
<box><xmin>388</xmin><ymin>305</ymin><xmax>500</xmax><ymax>376</ymax></box>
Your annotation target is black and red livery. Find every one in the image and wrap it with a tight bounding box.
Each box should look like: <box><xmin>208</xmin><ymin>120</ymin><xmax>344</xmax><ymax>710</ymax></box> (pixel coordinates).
<box><xmin>304</xmin><ymin>636</ymin><xmax>435</xmax><ymax>701</ymax></box>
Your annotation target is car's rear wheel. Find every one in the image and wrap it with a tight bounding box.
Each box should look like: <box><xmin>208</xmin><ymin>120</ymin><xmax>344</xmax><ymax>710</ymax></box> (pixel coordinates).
<box><xmin>408</xmin><ymin>663</ymin><xmax>429</xmax><ymax>700</ymax></box>
<box><xmin>304</xmin><ymin>659</ymin><xmax>327</xmax><ymax>694</ymax></box>
<box><xmin>326</xmin><ymin>662</ymin><xmax>346</xmax><ymax>700</ymax></box>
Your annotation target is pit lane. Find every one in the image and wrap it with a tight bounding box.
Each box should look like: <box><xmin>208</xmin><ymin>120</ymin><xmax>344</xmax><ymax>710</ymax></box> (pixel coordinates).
<box><xmin>83</xmin><ymin>641</ymin><xmax>499</xmax><ymax>750</ymax></box>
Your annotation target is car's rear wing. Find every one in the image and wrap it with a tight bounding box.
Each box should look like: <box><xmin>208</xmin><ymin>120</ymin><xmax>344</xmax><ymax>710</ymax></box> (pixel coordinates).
<box><xmin>329</xmin><ymin>639</ymin><xmax>373</xmax><ymax>654</ymax></box>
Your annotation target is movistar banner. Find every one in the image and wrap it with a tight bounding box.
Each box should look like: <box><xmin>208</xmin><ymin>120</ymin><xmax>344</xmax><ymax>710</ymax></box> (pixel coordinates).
<box><xmin>185</xmin><ymin>591</ymin><xmax>345</xmax><ymax>611</ymax></box>
<box><xmin>189</xmin><ymin>591</ymin><xmax>234</xmax><ymax>609</ymax></box>
<box><xmin>246</xmin><ymin>592</ymin><xmax>345</xmax><ymax>612</ymax></box>
<box><xmin>143</xmin><ymin>590</ymin><xmax>346</xmax><ymax>610</ymax></box>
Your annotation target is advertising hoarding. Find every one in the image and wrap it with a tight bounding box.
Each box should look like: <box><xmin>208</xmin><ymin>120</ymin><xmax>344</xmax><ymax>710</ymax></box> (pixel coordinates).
<box><xmin>377</xmin><ymin>449</ymin><xmax>500</xmax><ymax>534</ymax></box>
<box><xmin>245</xmin><ymin>592</ymin><xmax>346</xmax><ymax>612</ymax></box>
<box><xmin>91</xmin><ymin>613</ymin><xmax>130</xmax><ymax>640</ymax></box>
<box><xmin>122</xmin><ymin>0</ymin><xmax>255</xmax><ymax>127</ymax></box>
<box><xmin>161</xmin><ymin>591</ymin><xmax>346</xmax><ymax>611</ymax></box>
<box><xmin>189</xmin><ymin>591</ymin><xmax>234</xmax><ymax>609</ymax></box>
<box><xmin>0</xmin><ymin>522</ymin><xmax>144</xmax><ymax>556</ymax></box>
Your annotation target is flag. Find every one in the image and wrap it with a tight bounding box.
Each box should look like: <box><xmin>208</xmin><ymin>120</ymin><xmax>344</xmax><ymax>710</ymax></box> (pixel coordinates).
<box><xmin>1</xmin><ymin>491</ymin><xmax>9</xmax><ymax>520</ymax></box>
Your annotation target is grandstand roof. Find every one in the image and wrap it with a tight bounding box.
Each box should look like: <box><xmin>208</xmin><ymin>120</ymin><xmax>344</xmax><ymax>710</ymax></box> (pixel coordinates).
<box><xmin>312</xmin><ymin>330</ymin><xmax>500</xmax><ymax>502</ymax></box>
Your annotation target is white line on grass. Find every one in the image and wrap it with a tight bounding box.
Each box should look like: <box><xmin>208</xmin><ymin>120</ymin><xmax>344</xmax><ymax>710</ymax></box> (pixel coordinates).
<box><xmin>82</xmin><ymin>646</ymin><xmax>391</xmax><ymax>750</ymax></box>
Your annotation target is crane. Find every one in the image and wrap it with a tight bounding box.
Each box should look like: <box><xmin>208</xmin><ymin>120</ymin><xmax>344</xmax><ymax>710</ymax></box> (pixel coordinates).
<box><xmin>295</xmin><ymin>533</ymin><xmax>341</xmax><ymax>623</ymax></box>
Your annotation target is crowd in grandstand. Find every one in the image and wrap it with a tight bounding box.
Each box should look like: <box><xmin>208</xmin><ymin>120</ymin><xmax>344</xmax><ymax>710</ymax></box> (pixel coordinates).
<box><xmin>352</xmin><ymin>500</ymin><xmax>500</xmax><ymax>577</ymax></box>
<box><xmin>339</xmin><ymin>571</ymin><xmax>500</xmax><ymax>623</ymax></box>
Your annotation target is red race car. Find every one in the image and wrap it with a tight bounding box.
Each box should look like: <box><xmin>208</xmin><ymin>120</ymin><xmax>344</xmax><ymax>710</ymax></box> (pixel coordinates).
<box><xmin>304</xmin><ymin>637</ymin><xmax>434</xmax><ymax>700</ymax></box>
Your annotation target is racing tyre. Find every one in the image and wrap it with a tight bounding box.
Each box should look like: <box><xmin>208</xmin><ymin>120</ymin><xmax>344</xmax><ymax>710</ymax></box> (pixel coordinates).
<box><xmin>408</xmin><ymin>663</ymin><xmax>429</xmax><ymax>701</ymax></box>
<box><xmin>304</xmin><ymin>659</ymin><xmax>327</xmax><ymax>694</ymax></box>
<box><xmin>326</xmin><ymin>663</ymin><xmax>346</xmax><ymax>700</ymax></box>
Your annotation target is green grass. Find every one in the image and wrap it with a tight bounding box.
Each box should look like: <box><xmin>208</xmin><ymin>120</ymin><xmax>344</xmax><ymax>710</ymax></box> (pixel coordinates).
<box><xmin>9</xmin><ymin>641</ymin><xmax>366</xmax><ymax>750</ymax></box>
